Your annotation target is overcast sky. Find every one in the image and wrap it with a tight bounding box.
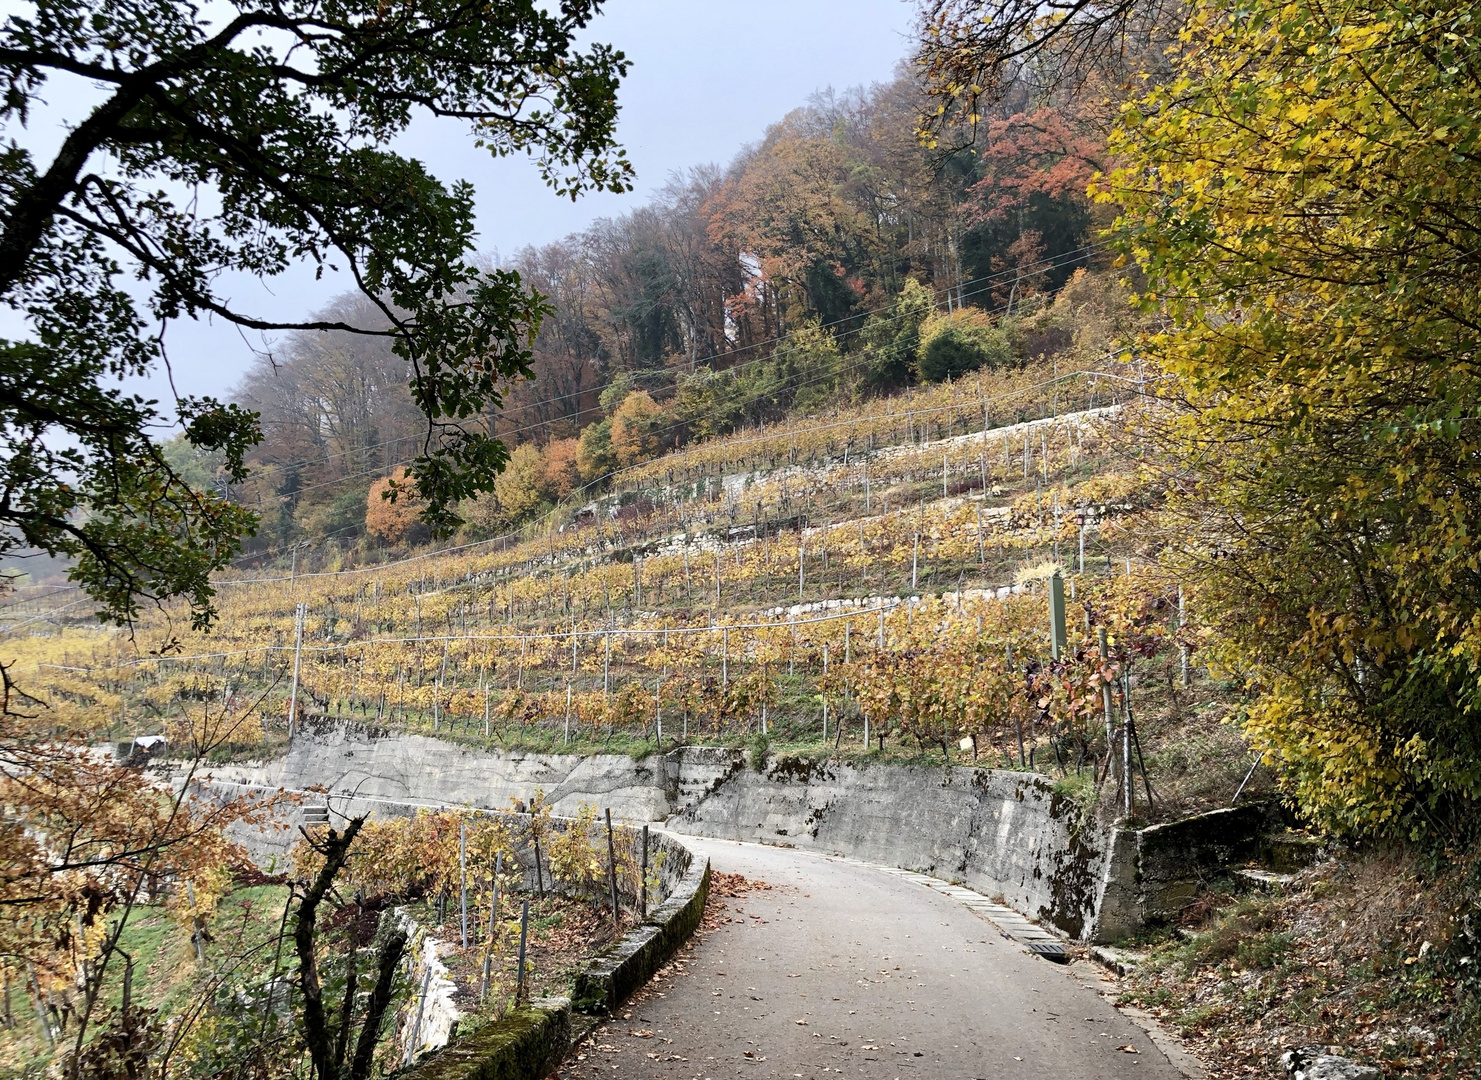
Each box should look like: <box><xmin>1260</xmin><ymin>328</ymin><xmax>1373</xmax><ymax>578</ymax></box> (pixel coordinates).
<box><xmin>83</xmin><ymin>0</ymin><xmax>919</xmax><ymax>405</ymax></box>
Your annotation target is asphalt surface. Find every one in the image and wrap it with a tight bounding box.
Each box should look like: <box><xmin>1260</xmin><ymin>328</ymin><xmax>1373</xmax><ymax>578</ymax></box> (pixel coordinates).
<box><xmin>562</xmin><ymin>836</ymin><xmax>1191</xmax><ymax>1080</ymax></box>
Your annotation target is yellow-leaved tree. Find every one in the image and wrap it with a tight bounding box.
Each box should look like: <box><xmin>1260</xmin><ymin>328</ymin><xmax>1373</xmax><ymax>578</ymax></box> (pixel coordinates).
<box><xmin>1101</xmin><ymin>0</ymin><xmax>1481</xmax><ymax>837</ymax></box>
<box><xmin>609</xmin><ymin>389</ymin><xmax>668</xmax><ymax>468</ymax></box>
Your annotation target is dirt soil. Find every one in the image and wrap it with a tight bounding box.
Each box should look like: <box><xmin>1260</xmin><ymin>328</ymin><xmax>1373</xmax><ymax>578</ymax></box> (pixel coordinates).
<box><xmin>1117</xmin><ymin>848</ymin><xmax>1479</xmax><ymax>1079</ymax></box>
<box><xmin>413</xmin><ymin>893</ymin><xmax>622</xmax><ymax>1012</ymax></box>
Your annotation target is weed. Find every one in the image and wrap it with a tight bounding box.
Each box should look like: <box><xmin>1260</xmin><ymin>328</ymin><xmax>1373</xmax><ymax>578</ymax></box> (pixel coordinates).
<box><xmin>1234</xmin><ymin>930</ymin><xmax>1293</xmax><ymax>969</ymax></box>
<box><xmin>1174</xmin><ymin>1001</ymin><xmax>1225</xmax><ymax>1036</ymax></box>
<box><xmin>748</xmin><ymin>731</ymin><xmax>771</xmax><ymax>771</ymax></box>
<box><xmin>1184</xmin><ymin>896</ymin><xmax>1280</xmax><ymax>965</ymax></box>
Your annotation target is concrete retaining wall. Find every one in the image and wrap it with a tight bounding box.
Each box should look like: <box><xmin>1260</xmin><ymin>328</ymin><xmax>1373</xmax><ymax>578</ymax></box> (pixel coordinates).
<box><xmin>667</xmin><ymin>754</ymin><xmax>1111</xmax><ymax>940</ymax></box>
<box><xmin>212</xmin><ymin>716</ymin><xmax>676</xmax><ymax>824</ymax></box>
<box><xmin>213</xmin><ymin>722</ymin><xmax>1275</xmax><ymax>943</ymax></box>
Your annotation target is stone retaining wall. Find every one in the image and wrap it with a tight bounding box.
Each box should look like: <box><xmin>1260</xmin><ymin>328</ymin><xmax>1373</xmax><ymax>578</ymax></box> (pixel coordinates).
<box><xmin>401</xmin><ymin>845</ymin><xmax>710</xmax><ymax>1080</ymax></box>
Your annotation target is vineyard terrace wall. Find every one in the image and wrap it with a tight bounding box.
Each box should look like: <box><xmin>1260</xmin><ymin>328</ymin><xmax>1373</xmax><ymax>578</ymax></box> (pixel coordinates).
<box><xmin>211</xmin><ymin>721</ymin><xmax>1264</xmax><ymax>942</ymax></box>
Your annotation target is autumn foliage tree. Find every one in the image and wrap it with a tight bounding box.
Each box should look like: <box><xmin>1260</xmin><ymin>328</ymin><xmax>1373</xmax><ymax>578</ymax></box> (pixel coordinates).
<box><xmin>365</xmin><ymin>468</ymin><xmax>428</xmax><ymax>546</ymax></box>
<box><xmin>0</xmin><ymin>0</ymin><xmax>633</xmax><ymax>627</ymax></box>
<box><xmin>609</xmin><ymin>390</ymin><xmax>669</xmax><ymax>468</ymax></box>
<box><xmin>0</xmin><ymin>688</ymin><xmax>280</xmax><ymax>1071</ymax></box>
<box><xmin>1103</xmin><ymin>0</ymin><xmax>1481</xmax><ymax>838</ymax></box>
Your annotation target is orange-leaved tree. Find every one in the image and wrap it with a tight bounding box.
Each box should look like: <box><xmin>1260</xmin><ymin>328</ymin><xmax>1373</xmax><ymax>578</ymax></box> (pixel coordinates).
<box><xmin>366</xmin><ymin>467</ymin><xmax>428</xmax><ymax>546</ymax></box>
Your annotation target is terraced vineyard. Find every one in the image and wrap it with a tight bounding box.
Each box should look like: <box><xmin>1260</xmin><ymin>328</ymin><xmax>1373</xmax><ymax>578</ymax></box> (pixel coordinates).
<box><xmin>9</xmin><ymin>356</ymin><xmax>1257</xmax><ymax>819</ymax></box>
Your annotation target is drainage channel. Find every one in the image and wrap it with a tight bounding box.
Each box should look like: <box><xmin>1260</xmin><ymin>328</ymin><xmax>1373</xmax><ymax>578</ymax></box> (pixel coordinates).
<box><xmin>863</xmin><ymin>865</ymin><xmax>1072</xmax><ymax>962</ymax></box>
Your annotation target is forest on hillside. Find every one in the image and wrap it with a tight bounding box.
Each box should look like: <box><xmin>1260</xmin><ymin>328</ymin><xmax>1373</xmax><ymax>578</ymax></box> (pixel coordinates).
<box><xmin>211</xmin><ymin>72</ymin><xmax>1116</xmax><ymax>561</ymax></box>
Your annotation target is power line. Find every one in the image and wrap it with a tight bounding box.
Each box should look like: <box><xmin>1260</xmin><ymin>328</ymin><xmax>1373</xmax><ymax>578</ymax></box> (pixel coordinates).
<box><xmin>228</xmin><ymin>254</ymin><xmax>1118</xmax><ymax>562</ymax></box>
<box><xmin>215</xmin><ymin>358</ymin><xmax>1134</xmax><ymax>587</ymax></box>
<box><xmin>233</xmin><ymin>243</ymin><xmax>1110</xmax><ymax>488</ymax></box>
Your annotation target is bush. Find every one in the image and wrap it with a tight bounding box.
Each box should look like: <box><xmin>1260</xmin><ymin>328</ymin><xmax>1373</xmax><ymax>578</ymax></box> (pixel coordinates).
<box><xmin>857</xmin><ymin>278</ymin><xmax>936</xmax><ymax>393</ymax></box>
<box><xmin>577</xmin><ymin>418</ymin><xmax>617</xmax><ymax>482</ymax></box>
<box><xmin>749</xmin><ymin>731</ymin><xmax>771</xmax><ymax>771</ymax></box>
<box><xmin>609</xmin><ymin>389</ymin><xmax>668</xmax><ymax>468</ymax></box>
<box><xmin>917</xmin><ymin>309</ymin><xmax>1013</xmax><ymax>382</ymax></box>
<box><xmin>296</xmin><ymin>483</ymin><xmax>369</xmax><ymax>542</ymax></box>
<box><xmin>495</xmin><ymin>443</ymin><xmax>554</xmax><ymax>525</ymax></box>
<box><xmin>543</xmin><ymin>437</ymin><xmax>582</xmax><ymax>499</ymax></box>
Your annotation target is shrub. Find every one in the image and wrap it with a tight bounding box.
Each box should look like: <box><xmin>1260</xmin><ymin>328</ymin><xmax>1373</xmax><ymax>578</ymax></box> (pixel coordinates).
<box><xmin>917</xmin><ymin>308</ymin><xmax>1013</xmax><ymax>382</ymax></box>
<box><xmin>609</xmin><ymin>389</ymin><xmax>668</xmax><ymax>468</ymax></box>
<box><xmin>543</xmin><ymin>437</ymin><xmax>582</xmax><ymax>499</ymax></box>
<box><xmin>577</xmin><ymin>418</ymin><xmax>618</xmax><ymax>481</ymax></box>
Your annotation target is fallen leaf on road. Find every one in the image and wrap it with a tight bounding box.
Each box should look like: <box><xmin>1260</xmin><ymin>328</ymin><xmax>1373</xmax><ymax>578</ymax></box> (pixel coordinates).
<box><xmin>795</xmin><ymin>1019</ymin><xmax>808</xmax><ymax>1026</ymax></box>
<box><xmin>1118</xmin><ymin>1045</ymin><xmax>1138</xmax><ymax>1054</ymax></box>
<box><xmin>712</xmin><ymin>872</ymin><xmax>772</xmax><ymax>898</ymax></box>
<box><xmin>628</xmin><ymin>1029</ymin><xmax>653</xmax><ymax>1038</ymax></box>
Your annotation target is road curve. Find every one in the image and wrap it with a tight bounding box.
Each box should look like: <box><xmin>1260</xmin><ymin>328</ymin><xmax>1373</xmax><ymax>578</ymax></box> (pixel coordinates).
<box><xmin>564</xmin><ymin>836</ymin><xmax>1193</xmax><ymax>1080</ymax></box>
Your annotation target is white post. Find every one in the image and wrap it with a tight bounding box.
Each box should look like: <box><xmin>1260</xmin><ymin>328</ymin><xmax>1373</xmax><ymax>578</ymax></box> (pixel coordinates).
<box><xmin>1179</xmin><ymin>585</ymin><xmax>1190</xmax><ymax>688</ymax></box>
<box><xmin>1124</xmin><ymin>673</ymin><xmax>1133</xmax><ymax>816</ymax></box>
<box><xmin>911</xmin><ymin>533</ymin><xmax>919</xmax><ymax>590</ymax></box>
<box><xmin>722</xmin><ymin>627</ymin><xmax>729</xmax><ymax>686</ymax></box>
<box><xmin>287</xmin><ymin>602</ymin><xmax>305</xmax><ymax>740</ymax></box>
<box><xmin>1099</xmin><ymin>626</ymin><xmax>1115</xmax><ymax>773</ymax></box>
<box><xmin>459</xmin><ymin>822</ymin><xmax>468</xmax><ymax>948</ymax></box>
<box><xmin>1053</xmin><ymin>492</ymin><xmax>1061</xmax><ymax>564</ymax></box>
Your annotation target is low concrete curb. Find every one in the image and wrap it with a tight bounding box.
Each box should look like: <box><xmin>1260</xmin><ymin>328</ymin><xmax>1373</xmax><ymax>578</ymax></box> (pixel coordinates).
<box><xmin>403</xmin><ymin>852</ymin><xmax>710</xmax><ymax>1080</ymax></box>
<box><xmin>572</xmin><ymin>857</ymin><xmax>711</xmax><ymax>1014</ymax></box>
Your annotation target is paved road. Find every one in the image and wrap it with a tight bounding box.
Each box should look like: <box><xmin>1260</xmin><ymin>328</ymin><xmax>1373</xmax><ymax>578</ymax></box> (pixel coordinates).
<box><xmin>563</xmin><ymin>836</ymin><xmax>1192</xmax><ymax>1080</ymax></box>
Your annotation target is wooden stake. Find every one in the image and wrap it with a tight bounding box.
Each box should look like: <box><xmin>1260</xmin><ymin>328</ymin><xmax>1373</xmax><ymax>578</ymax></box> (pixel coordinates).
<box><xmin>605</xmin><ymin>809</ymin><xmax>620</xmax><ymax>921</ymax></box>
